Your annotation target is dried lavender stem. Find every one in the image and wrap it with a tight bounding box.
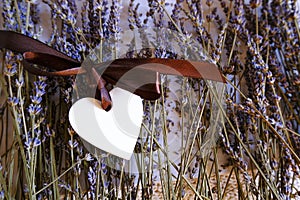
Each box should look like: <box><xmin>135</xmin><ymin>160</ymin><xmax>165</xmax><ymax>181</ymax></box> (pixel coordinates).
<box><xmin>224</xmin><ymin>76</ymin><xmax>300</xmax><ymax>163</ymax></box>
<box><xmin>25</xmin><ymin>1</ymin><xmax>31</xmax><ymax>31</ymax></box>
<box><xmin>208</xmin><ymin>78</ymin><xmax>282</xmax><ymax>199</ymax></box>
<box><xmin>227</xmin><ymin>32</ymin><xmax>237</xmax><ymax>66</ymax></box>
<box><xmin>34</xmin><ymin>158</ymin><xmax>85</xmax><ymax>196</ymax></box>
<box><xmin>13</xmin><ymin>0</ymin><xmax>22</xmax><ymax>30</ymax></box>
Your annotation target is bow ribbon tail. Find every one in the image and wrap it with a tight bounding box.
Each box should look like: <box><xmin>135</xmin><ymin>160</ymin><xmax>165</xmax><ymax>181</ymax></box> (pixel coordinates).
<box><xmin>92</xmin><ymin>68</ymin><xmax>112</xmax><ymax>111</ymax></box>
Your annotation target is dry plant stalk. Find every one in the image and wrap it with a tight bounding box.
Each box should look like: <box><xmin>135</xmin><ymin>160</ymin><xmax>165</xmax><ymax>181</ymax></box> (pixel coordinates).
<box><xmin>0</xmin><ymin>0</ymin><xmax>299</xmax><ymax>199</ymax></box>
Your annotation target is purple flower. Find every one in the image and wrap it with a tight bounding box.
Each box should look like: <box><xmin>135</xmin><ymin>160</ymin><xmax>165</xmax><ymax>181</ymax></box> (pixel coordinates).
<box><xmin>30</xmin><ymin>95</ymin><xmax>43</xmax><ymax>105</ymax></box>
<box><xmin>28</xmin><ymin>104</ymin><xmax>42</xmax><ymax>115</ymax></box>
<box><xmin>68</xmin><ymin>140</ymin><xmax>79</xmax><ymax>149</ymax></box>
<box><xmin>15</xmin><ymin>78</ymin><xmax>24</xmax><ymax>88</ymax></box>
<box><xmin>0</xmin><ymin>190</ymin><xmax>4</xmax><ymax>199</ymax></box>
<box><xmin>34</xmin><ymin>81</ymin><xmax>47</xmax><ymax>94</ymax></box>
<box><xmin>84</xmin><ymin>153</ymin><xmax>93</xmax><ymax>161</ymax></box>
<box><xmin>7</xmin><ymin>97</ymin><xmax>19</xmax><ymax>106</ymax></box>
<box><xmin>87</xmin><ymin>167</ymin><xmax>96</xmax><ymax>185</ymax></box>
<box><xmin>4</xmin><ymin>63</ymin><xmax>17</xmax><ymax>77</ymax></box>
<box><xmin>24</xmin><ymin>137</ymin><xmax>41</xmax><ymax>149</ymax></box>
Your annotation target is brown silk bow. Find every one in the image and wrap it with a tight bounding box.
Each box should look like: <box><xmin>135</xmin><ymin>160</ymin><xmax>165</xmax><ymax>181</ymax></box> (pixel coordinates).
<box><xmin>0</xmin><ymin>30</ymin><xmax>225</xmax><ymax>111</ymax></box>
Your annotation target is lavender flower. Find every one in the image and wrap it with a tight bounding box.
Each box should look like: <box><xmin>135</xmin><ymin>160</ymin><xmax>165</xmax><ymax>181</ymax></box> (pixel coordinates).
<box><xmin>2</xmin><ymin>0</ymin><xmax>18</xmax><ymax>30</ymax></box>
<box><xmin>7</xmin><ymin>97</ymin><xmax>19</xmax><ymax>106</ymax></box>
<box><xmin>0</xmin><ymin>190</ymin><xmax>4</xmax><ymax>200</ymax></box>
<box><xmin>84</xmin><ymin>153</ymin><xmax>93</xmax><ymax>161</ymax></box>
<box><xmin>4</xmin><ymin>63</ymin><xmax>17</xmax><ymax>77</ymax></box>
<box><xmin>68</xmin><ymin>139</ymin><xmax>79</xmax><ymax>149</ymax></box>
<box><xmin>28</xmin><ymin>104</ymin><xmax>42</xmax><ymax>116</ymax></box>
<box><xmin>24</xmin><ymin>136</ymin><xmax>41</xmax><ymax>149</ymax></box>
<box><xmin>87</xmin><ymin>166</ymin><xmax>96</xmax><ymax>186</ymax></box>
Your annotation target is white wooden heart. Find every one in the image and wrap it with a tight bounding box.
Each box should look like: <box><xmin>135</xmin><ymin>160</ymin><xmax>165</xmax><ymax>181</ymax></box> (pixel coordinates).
<box><xmin>68</xmin><ymin>87</ymin><xmax>143</xmax><ymax>160</ymax></box>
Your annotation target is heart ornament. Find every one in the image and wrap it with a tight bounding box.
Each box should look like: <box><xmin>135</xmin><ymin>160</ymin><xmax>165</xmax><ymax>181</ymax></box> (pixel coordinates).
<box><xmin>68</xmin><ymin>87</ymin><xmax>144</xmax><ymax>160</ymax></box>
